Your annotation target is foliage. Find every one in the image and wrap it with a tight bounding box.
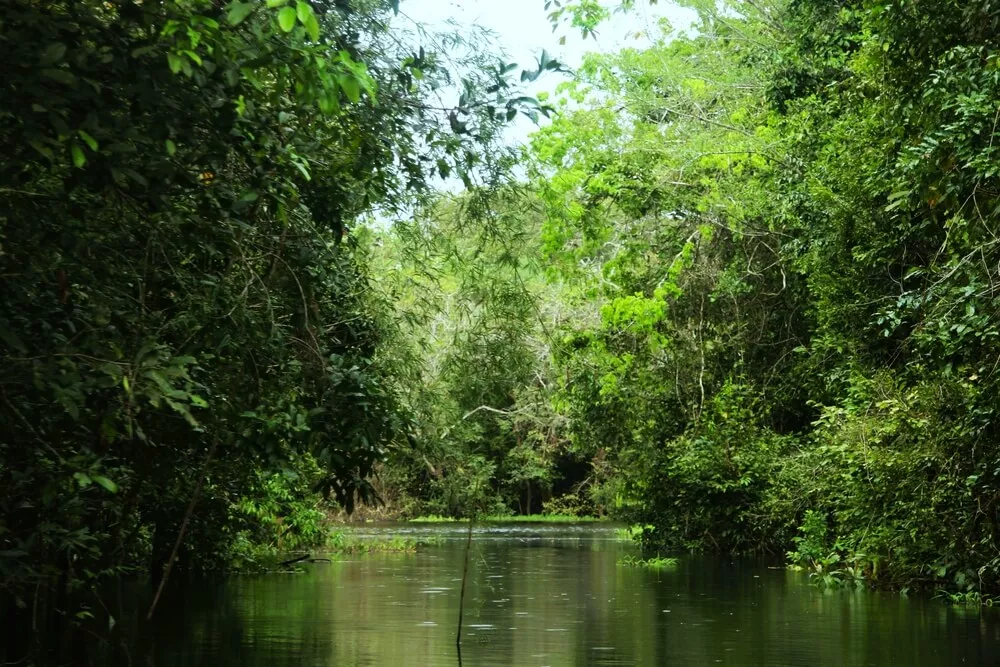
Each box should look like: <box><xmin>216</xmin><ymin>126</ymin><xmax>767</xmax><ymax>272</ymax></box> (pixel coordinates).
<box><xmin>0</xmin><ymin>0</ymin><xmax>564</xmax><ymax>651</ymax></box>
<box><xmin>517</xmin><ymin>0</ymin><xmax>1000</xmax><ymax>599</ymax></box>
<box><xmin>935</xmin><ymin>589</ymin><xmax>999</xmax><ymax>607</ymax></box>
<box><xmin>541</xmin><ymin>493</ymin><xmax>588</xmax><ymax>517</ymax></box>
<box><xmin>371</xmin><ymin>188</ymin><xmax>592</xmax><ymax>519</ymax></box>
<box><xmin>615</xmin><ymin>524</ymin><xmax>654</xmax><ymax>542</ymax></box>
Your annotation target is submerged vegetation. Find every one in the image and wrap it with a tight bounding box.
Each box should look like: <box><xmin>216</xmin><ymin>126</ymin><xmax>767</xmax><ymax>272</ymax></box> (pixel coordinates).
<box><xmin>3</xmin><ymin>0</ymin><xmax>1000</xmax><ymax>658</ymax></box>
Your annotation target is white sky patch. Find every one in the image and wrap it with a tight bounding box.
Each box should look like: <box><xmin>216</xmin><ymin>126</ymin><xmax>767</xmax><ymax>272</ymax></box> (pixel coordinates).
<box><xmin>397</xmin><ymin>0</ymin><xmax>697</xmax><ymax>146</ymax></box>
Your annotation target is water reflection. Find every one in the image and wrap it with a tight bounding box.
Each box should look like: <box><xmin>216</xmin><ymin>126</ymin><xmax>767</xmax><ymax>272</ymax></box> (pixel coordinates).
<box><xmin>128</xmin><ymin>523</ymin><xmax>999</xmax><ymax>666</ymax></box>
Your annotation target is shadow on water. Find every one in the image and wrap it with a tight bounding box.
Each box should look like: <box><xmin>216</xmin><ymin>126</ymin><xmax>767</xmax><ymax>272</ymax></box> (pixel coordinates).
<box><xmin>80</xmin><ymin>523</ymin><xmax>1000</xmax><ymax>666</ymax></box>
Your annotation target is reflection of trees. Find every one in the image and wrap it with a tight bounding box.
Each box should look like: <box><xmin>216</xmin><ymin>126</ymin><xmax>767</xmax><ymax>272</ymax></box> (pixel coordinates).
<box><xmin>121</xmin><ymin>532</ymin><xmax>1000</xmax><ymax>667</ymax></box>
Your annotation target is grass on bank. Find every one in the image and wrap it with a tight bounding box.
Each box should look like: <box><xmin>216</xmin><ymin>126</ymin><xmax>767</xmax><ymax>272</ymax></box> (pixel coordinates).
<box><xmin>408</xmin><ymin>514</ymin><xmax>603</xmax><ymax>523</ymax></box>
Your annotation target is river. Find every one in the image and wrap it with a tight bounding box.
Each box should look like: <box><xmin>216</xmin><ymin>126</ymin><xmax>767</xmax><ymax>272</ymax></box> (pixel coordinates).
<box><xmin>132</xmin><ymin>522</ymin><xmax>998</xmax><ymax>666</ymax></box>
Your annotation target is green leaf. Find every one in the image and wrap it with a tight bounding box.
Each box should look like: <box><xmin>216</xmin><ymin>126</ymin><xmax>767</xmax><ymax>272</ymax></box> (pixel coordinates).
<box><xmin>28</xmin><ymin>140</ymin><xmax>54</xmax><ymax>160</ymax></box>
<box><xmin>165</xmin><ymin>139</ymin><xmax>177</xmax><ymax>156</ymax></box>
<box><xmin>339</xmin><ymin>75</ymin><xmax>361</xmax><ymax>103</ymax></box>
<box><xmin>227</xmin><ymin>1</ymin><xmax>255</xmax><ymax>25</ymax></box>
<box><xmin>0</xmin><ymin>318</ymin><xmax>27</xmax><ymax>354</ymax></box>
<box><xmin>167</xmin><ymin>52</ymin><xmax>183</xmax><ymax>74</ymax></box>
<box><xmin>266</xmin><ymin>0</ymin><xmax>288</xmax><ymax>6</ymax></box>
<box><xmin>292</xmin><ymin>160</ymin><xmax>311</xmax><ymax>180</ymax></box>
<box><xmin>303</xmin><ymin>13</ymin><xmax>320</xmax><ymax>41</ymax></box>
<box><xmin>296</xmin><ymin>0</ymin><xmax>313</xmax><ymax>23</ymax></box>
<box><xmin>40</xmin><ymin>43</ymin><xmax>67</xmax><ymax>66</ymax></box>
<box><xmin>71</xmin><ymin>144</ymin><xmax>87</xmax><ymax>168</ymax></box>
<box><xmin>92</xmin><ymin>476</ymin><xmax>119</xmax><ymax>493</ymax></box>
<box><xmin>317</xmin><ymin>91</ymin><xmax>339</xmax><ymax>114</ymax></box>
<box><xmin>41</xmin><ymin>68</ymin><xmax>76</xmax><ymax>86</ymax></box>
<box><xmin>277</xmin><ymin>6</ymin><xmax>297</xmax><ymax>32</ymax></box>
<box><xmin>77</xmin><ymin>130</ymin><xmax>98</xmax><ymax>152</ymax></box>
<box><xmin>73</xmin><ymin>472</ymin><xmax>92</xmax><ymax>488</ymax></box>
<box><xmin>123</xmin><ymin>168</ymin><xmax>148</xmax><ymax>186</ymax></box>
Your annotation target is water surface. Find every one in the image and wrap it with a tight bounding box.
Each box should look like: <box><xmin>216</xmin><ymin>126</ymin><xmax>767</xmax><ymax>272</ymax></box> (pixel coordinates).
<box><xmin>140</xmin><ymin>523</ymin><xmax>999</xmax><ymax>666</ymax></box>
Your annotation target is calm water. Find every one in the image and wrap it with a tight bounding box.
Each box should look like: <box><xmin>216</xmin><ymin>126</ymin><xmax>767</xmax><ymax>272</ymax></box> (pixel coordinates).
<box><xmin>131</xmin><ymin>523</ymin><xmax>999</xmax><ymax>666</ymax></box>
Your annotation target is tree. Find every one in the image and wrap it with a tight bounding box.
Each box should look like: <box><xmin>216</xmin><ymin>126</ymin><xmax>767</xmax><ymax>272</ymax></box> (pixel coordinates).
<box><xmin>0</xmin><ymin>0</ymin><xmax>558</xmax><ymax>652</ymax></box>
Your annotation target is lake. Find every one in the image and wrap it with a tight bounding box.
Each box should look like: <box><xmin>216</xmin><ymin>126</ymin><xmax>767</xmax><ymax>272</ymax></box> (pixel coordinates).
<box><xmin>130</xmin><ymin>522</ymin><xmax>999</xmax><ymax>666</ymax></box>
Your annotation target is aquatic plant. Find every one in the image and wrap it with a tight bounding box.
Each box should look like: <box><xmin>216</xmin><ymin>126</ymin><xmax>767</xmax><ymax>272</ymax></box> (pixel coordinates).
<box><xmin>409</xmin><ymin>514</ymin><xmax>602</xmax><ymax>524</ymax></box>
<box><xmin>325</xmin><ymin>532</ymin><xmax>419</xmax><ymax>554</ymax></box>
<box><xmin>935</xmin><ymin>590</ymin><xmax>999</xmax><ymax>607</ymax></box>
<box><xmin>617</xmin><ymin>555</ymin><xmax>678</xmax><ymax>569</ymax></box>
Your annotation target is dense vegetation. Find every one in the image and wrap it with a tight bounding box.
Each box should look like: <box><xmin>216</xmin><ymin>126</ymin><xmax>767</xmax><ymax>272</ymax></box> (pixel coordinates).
<box><xmin>0</xmin><ymin>0</ymin><xmax>553</xmax><ymax>653</ymax></box>
<box><xmin>531</xmin><ymin>0</ymin><xmax>1000</xmax><ymax>596</ymax></box>
<box><xmin>552</xmin><ymin>0</ymin><xmax>1000</xmax><ymax>595</ymax></box>
<box><xmin>378</xmin><ymin>0</ymin><xmax>1000</xmax><ymax>599</ymax></box>
<box><xmin>3</xmin><ymin>0</ymin><xmax>1000</xmax><ymax>657</ymax></box>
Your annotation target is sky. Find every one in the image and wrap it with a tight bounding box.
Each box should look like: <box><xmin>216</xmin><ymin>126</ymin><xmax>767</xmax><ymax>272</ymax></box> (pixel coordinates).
<box><xmin>395</xmin><ymin>0</ymin><xmax>697</xmax><ymax>145</ymax></box>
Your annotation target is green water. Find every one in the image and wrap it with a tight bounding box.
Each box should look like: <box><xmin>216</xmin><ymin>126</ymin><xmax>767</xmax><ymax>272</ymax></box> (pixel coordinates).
<box><xmin>133</xmin><ymin>523</ymin><xmax>997</xmax><ymax>666</ymax></box>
